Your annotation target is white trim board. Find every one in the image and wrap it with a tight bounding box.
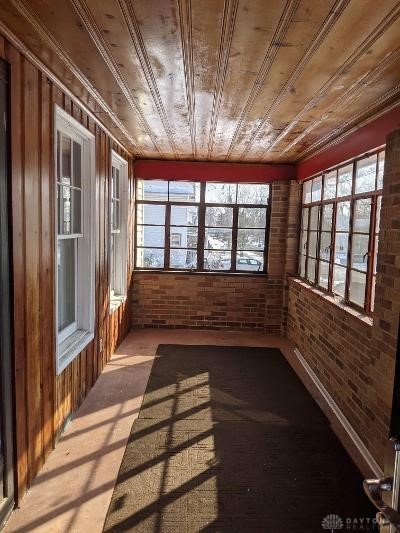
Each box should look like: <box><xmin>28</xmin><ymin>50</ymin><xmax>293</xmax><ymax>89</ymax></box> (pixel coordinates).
<box><xmin>294</xmin><ymin>347</ymin><xmax>383</xmax><ymax>478</ymax></box>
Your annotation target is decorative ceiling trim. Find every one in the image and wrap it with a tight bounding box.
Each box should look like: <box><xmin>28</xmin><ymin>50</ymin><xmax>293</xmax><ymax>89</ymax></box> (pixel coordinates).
<box><xmin>70</xmin><ymin>0</ymin><xmax>165</xmax><ymax>157</ymax></box>
<box><xmin>224</xmin><ymin>0</ymin><xmax>301</xmax><ymax>160</ymax></box>
<box><xmin>236</xmin><ymin>0</ymin><xmax>349</xmax><ymax>161</ymax></box>
<box><xmin>117</xmin><ymin>0</ymin><xmax>180</xmax><ymax>159</ymax></box>
<box><xmin>207</xmin><ymin>0</ymin><xmax>239</xmax><ymax>158</ymax></box>
<box><xmin>295</xmin><ymin>87</ymin><xmax>400</xmax><ymax>162</ymax></box>
<box><xmin>11</xmin><ymin>0</ymin><xmax>142</xmax><ymax>156</ymax></box>
<box><xmin>177</xmin><ymin>0</ymin><xmax>196</xmax><ymax>158</ymax></box>
<box><xmin>280</xmin><ymin>46</ymin><xmax>400</xmax><ymax>158</ymax></box>
<box><xmin>251</xmin><ymin>1</ymin><xmax>400</xmax><ymax>161</ymax></box>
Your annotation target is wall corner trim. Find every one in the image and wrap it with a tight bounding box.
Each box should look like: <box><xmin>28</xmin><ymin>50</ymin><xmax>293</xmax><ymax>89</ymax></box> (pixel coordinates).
<box><xmin>294</xmin><ymin>347</ymin><xmax>383</xmax><ymax>478</ymax></box>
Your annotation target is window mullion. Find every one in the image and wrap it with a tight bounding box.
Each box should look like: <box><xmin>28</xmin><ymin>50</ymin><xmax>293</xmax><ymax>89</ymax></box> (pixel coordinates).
<box><xmin>365</xmin><ymin>197</ymin><xmax>378</xmax><ymax>313</ymax></box>
<box><xmin>197</xmin><ymin>182</ymin><xmax>206</xmax><ymax>271</ymax></box>
<box><xmin>231</xmin><ymin>206</ymin><xmax>238</xmax><ymax>272</ymax></box>
<box><xmin>328</xmin><ymin>203</ymin><xmax>337</xmax><ymax>293</ymax></box>
<box><xmin>165</xmin><ymin>203</ymin><xmax>171</xmax><ymax>269</ymax></box>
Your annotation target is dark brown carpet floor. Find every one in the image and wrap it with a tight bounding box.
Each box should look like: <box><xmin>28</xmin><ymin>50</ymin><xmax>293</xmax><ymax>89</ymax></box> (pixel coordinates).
<box><xmin>104</xmin><ymin>345</ymin><xmax>376</xmax><ymax>533</ymax></box>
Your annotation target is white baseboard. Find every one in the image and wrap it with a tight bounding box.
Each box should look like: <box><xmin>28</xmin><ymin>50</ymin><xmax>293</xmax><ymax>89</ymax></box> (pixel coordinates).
<box><xmin>294</xmin><ymin>347</ymin><xmax>383</xmax><ymax>478</ymax></box>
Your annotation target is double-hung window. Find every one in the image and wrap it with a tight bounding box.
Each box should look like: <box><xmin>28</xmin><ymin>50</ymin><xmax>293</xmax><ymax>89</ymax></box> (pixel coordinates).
<box><xmin>55</xmin><ymin>106</ymin><xmax>95</xmax><ymax>373</ymax></box>
<box><xmin>299</xmin><ymin>149</ymin><xmax>384</xmax><ymax>313</ymax></box>
<box><xmin>135</xmin><ymin>181</ymin><xmax>270</xmax><ymax>272</ymax></box>
<box><xmin>110</xmin><ymin>151</ymin><xmax>128</xmax><ymax>310</ymax></box>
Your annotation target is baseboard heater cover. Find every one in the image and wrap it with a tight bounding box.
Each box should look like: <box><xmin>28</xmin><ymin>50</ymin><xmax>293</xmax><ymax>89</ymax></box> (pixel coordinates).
<box><xmin>294</xmin><ymin>347</ymin><xmax>383</xmax><ymax>478</ymax></box>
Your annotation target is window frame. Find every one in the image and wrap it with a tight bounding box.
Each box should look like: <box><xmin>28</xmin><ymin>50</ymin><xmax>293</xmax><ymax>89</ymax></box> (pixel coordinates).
<box><xmin>135</xmin><ymin>181</ymin><xmax>271</xmax><ymax>273</ymax></box>
<box><xmin>55</xmin><ymin>105</ymin><xmax>96</xmax><ymax>374</ymax></box>
<box><xmin>299</xmin><ymin>148</ymin><xmax>384</xmax><ymax>314</ymax></box>
<box><xmin>109</xmin><ymin>151</ymin><xmax>129</xmax><ymax>311</ymax></box>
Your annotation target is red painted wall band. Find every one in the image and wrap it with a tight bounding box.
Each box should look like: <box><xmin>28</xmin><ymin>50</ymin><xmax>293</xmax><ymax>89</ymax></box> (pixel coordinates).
<box><xmin>296</xmin><ymin>106</ymin><xmax>400</xmax><ymax>181</ymax></box>
<box><xmin>134</xmin><ymin>160</ymin><xmax>296</xmax><ymax>182</ymax></box>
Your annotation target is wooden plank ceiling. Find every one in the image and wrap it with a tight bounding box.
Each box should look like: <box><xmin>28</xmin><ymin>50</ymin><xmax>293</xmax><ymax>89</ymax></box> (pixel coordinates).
<box><xmin>1</xmin><ymin>0</ymin><xmax>400</xmax><ymax>162</ymax></box>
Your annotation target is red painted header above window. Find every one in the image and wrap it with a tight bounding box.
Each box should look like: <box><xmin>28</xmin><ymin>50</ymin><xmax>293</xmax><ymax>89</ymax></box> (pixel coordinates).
<box><xmin>297</xmin><ymin>106</ymin><xmax>400</xmax><ymax>181</ymax></box>
<box><xmin>134</xmin><ymin>159</ymin><xmax>295</xmax><ymax>182</ymax></box>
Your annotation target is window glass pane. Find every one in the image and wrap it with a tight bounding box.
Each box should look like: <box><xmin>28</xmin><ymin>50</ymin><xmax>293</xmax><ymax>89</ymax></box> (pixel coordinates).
<box><xmin>323</xmin><ymin>171</ymin><xmax>337</xmax><ymax>199</ymax></box>
<box><xmin>303</xmin><ymin>180</ymin><xmax>312</xmax><ymax>204</ymax></box>
<box><xmin>169</xmin><ymin>181</ymin><xmax>200</xmax><ymax>202</ymax></box>
<box><xmin>138</xmin><ymin>180</ymin><xmax>168</xmax><ymax>201</ymax></box>
<box><xmin>170</xmin><ymin>249</ymin><xmax>197</xmax><ymax>269</ymax></box>
<box><xmin>336</xmin><ymin>201</ymin><xmax>350</xmax><ymax>230</ymax></box>
<box><xmin>373</xmin><ymin>234</ymin><xmax>379</xmax><ymax>274</ymax></box>
<box><xmin>137</xmin><ymin>225</ymin><xmax>165</xmax><ymax>247</ymax></box>
<box><xmin>112</xmin><ymin>199</ymin><xmax>120</xmax><ymax>231</ymax></box>
<box><xmin>377</xmin><ymin>151</ymin><xmax>385</xmax><ymax>189</ymax></box>
<box><xmin>236</xmin><ymin>252</ymin><xmax>264</xmax><ymax>271</ymax></box>
<box><xmin>237</xmin><ymin>183</ymin><xmax>269</xmax><ymax>204</ymax></box>
<box><xmin>308</xmin><ymin>231</ymin><xmax>318</xmax><ymax>258</ymax></box>
<box><xmin>237</xmin><ymin>229</ymin><xmax>265</xmax><ymax>250</ymax></box>
<box><xmin>137</xmin><ymin>204</ymin><xmax>166</xmax><ymax>225</ymax></box>
<box><xmin>376</xmin><ymin>196</ymin><xmax>382</xmax><ymax>233</ymax></box>
<box><xmin>318</xmin><ymin>261</ymin><xmax>329</xmax><ymax>289</ymax></box>
<box><xmin>321</xmin><ymin>204</ymin><xmax>333</xmax><ymax>231</ymax></box>
<box><xmin>371</xmin><ymin>276</ymin><xmax>376</xmax><ymax>311</ymax></box>
<box><xmin>319</xmin><ymin>232</ymin><xmax>331</xmax><ymax>261</ymax></box>
<box><xmin>312</xmin><ymin>176</ymin><xmax>322</xmax><ymax>202</ymax></box>
<box><xmin>171</xmin><ymin>205</ymin><xmax>198</xmax><ymax>226</ymax></box>
<box><xmin>204</xmin><ymin>251</ymin><xmax>231</xmax><ymax>270</ymax></box>
<box><xmin>309</xmin><ymin>206</ymin><xmax>319</xmax><ymax>230</ymax></box>
<box><xmin>61</xmin><ymin>135</ymin><xmax>71</xmax><ymax>185</ymax></box>
<box><xmin>349</xmin><ymin>270</ymin><xmax>366</xmax><ymax>307</ymax></box>
<box><xmin>301</xmin><ymin>207</ymin><xmax>309</xmax><ymax>230</ymax></box>
<box><xmin>113</xmin><ymin>168</ymin><xmax>120</xmax><ymax>198</ymax></box>
<box><xmin>300</xmin><ymin>230</ymin><xmax>308</xmax><ymax>255</ymax></box>
<box><xmin>58</xmin><ymin>184</ymin><xmax>71</xmax><ymax>234</ymax></box>
<box><xmin>205</xmin><ymin>206</ymin><xmax>233</xmax><ymax>227</ymax></box>
<box><xmin>205</xmin><ymin>183</ymin><xmax>237</xmax><ymax>203</ymax></box>
<box><xmin>73</xmin><ymin>141</ymin><xmax>81</xmax><ymax>188</ymax></box>
<box><xmin>351</xmin><ymin>234</ymin><xmax>369</xmax><ymax>271</ymax></box>
<box><xmin>307</xmin><ymin>258</ymin><xmax>316</xmax><ymax>282</ymax></box>
<box><xmin>299</xmin><ymin>254</ymin><xmax>306</xmax><ymax>277</ymax></box>
<box><xmin>170</xmin><ymin>227</ymin><xmax>198</xmax><ymax>248</ymax></box>
<box><xmin>72</xmin><ymin>189</ymin><xmax>81</xmax><ymax>234</ymax></box>
<box><xmin>57</xmin><ymin>239</ymin><xmax>75</xmax><ymax>332</ymax></box>
<box><xmin>238</xmin><ymin>207</ymin><xmax>266</xmax><ymax>228</ymax></box>
<box><xmin>136</xmin><ymin>248</ymin><xmax>164</xmax><ymax>268</ymax></box>
<box><xmin>334</xmin><ymin>233</ymin><xmax>349</xmax><ymax>265</ymax></box>
<box><xmin>353</xmin><ymin>198</ymin><xmax>371</xmax><ymax>233</ymax></box>
<box><xmin>337</xmin><ymin>164</ymin><xmax>352</xmax><ymax>197</ymax></box>
<box><xmin>333</xmin><ymin>265</ymin><xmax>346</xmax><ymax>297</ymax></box>
<box><xmin>205</xmin><ymin>228</ymin><xmax>232</xmax><ymax>249</ymax></box>
<box><xmin>355</xmin><ymin>154</ymin><xmax>377</xmax><ymax>194</ymax></box>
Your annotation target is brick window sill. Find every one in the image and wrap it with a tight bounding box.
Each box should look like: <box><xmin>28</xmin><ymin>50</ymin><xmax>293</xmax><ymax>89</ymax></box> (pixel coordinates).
<box><xmin>289</xmin><ymin>277</ymin><xmax>373</xmax><ymax>327</ymax></box>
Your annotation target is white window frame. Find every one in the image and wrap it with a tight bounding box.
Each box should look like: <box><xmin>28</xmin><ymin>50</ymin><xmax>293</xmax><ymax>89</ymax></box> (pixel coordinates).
<box><xmin>109</xmin><ymin>150</ymin><xmax>128</xmax><ymax>312</ymax></box>
<box><xmin>55</xmin><ymin>105</ymin><xmax>96</xmax><ymax>374</ymax></box>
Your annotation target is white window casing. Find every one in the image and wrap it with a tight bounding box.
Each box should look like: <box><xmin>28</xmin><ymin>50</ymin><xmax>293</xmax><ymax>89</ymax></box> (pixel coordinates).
<box><xmin>55</xmin><ymin>105</ymin><xmax>96</xmax><ymax>374</ymax></box>
<box><xmin>110</xmin><ymin>150</ymin><xmax>129</xmax><ymax>311</ymax></box>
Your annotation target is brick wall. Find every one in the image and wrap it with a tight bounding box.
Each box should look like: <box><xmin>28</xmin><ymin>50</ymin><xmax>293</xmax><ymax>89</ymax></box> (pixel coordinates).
<box><xmin>131</xmin><ymin>180</ymin><xmax>300</xmax><ymax>334</ymax></box>
<box><xmin>288</xmin><ymin>129</ymin><xmax>400</xmax><ymax>469</ymax></box>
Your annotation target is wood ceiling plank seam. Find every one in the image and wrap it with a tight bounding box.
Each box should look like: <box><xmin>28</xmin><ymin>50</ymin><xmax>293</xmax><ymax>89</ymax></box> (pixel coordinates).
<box><xmin>177</xmin><ymin>0</ymin><xmax>196</xmax><ymax>159</ymax></box>
<box><xmin>207</xmin><ymin>0</ymin><xmax>239</xmax><ymax>159</ymax></box>
<box><xmin>236</xmin><ymin>0</ymin><xmax>349</xmax><ymax>161</ymax></box>
<box><xmin>295</xmin><ymin>84</ymin><xmax>400</xmax><ymax>162</ymax></box>
<box><xmin>252</xmin><ymin>1</ymin><xmax>400</xmax><ymax>161</ymax></box>
<box><xmin>224</xmin><ymin>0</ymin><xmax>301</xmax><ymax>161</ymax></box>
<box><xmin>11</xmin><ymin>0</ymin><xmax>143</xmax><ymax>156</ymax></box>
<box><xmin>70</xmin><ymin>0</ymin><xmax>167</xmax><ymax>158</ymax></box>
<box><xmin>280</xmin><ymin>46</ymin><xmax>400</xmax><ymax>158</ymax></box>
<box><xmin>117</xmin><ymin>0</ymin><xmax>180</xmax><ymax>159</ymax></box>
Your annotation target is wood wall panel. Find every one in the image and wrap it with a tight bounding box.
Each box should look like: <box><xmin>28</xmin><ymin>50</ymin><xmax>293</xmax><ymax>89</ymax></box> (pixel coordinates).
<box><xmin>0</xmin><ymin>34</ymin><xmax>134</xmax><ymax>503</ymax></box>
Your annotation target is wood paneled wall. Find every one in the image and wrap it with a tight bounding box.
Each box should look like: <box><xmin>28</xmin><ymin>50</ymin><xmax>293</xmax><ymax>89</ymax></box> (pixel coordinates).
<box><xmin>0</xmin><ymin>34</ymin><xmax>134</xmax><ymax>503</ymax></box>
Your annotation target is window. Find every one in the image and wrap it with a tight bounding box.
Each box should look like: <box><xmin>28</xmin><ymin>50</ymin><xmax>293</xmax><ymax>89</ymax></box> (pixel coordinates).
<box><xmin>299</xmin><ymin>149</ymin><xmax>384</xmax><ymax>313</ymax></box>
<box><xmin>55</xmin><ymin>106</ymin><xmax>95</xmax><ymax>374</ymax></box>
<box><xmin>110</xmin><ymin>151</ymin><xmax>128</xmax><ymax>310</ymax></box>
<box><xmin>135</xmin><ymin>181</ymin><xmax>270</xmax><ymax>272</ymax></box>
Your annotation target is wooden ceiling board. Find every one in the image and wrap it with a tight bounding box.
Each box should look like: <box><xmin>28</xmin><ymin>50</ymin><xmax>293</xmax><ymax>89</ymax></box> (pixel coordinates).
<box><xmin>0</xmin><ymin>0</ymin><xmax>399</xmax><ymax>162</ymax></box>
